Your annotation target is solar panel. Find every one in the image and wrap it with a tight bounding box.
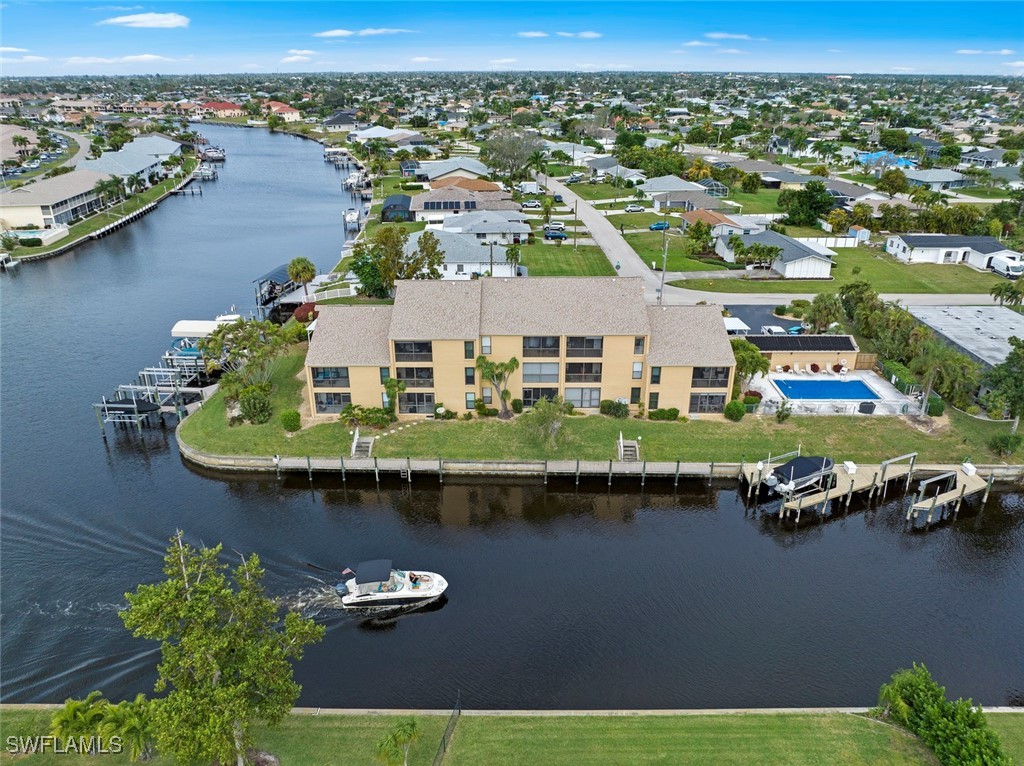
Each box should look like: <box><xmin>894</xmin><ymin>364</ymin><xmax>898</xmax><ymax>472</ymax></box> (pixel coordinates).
<box><xmin>746</xmin><ymin>335</ymin><xmax>857</xmax><ymax>352</ymax></box>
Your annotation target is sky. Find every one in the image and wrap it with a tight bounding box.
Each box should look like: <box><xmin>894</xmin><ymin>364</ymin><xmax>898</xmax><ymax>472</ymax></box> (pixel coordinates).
<box><xmin>1</xmin><ymin>1</ymin><xmax>1023</xmax><ymax>77</ymax></box>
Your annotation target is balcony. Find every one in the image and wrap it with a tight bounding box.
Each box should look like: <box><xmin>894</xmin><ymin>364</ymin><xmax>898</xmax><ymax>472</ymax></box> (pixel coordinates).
<box><xmin>565</xmin><ymin>373</ymin><xmax>602</xmax><ymax>383</ymax></box>
<box><xmin>311</xmin><ymin>376</ymin><xmax>350</xmax><ymax>388</ymax></box>
<box><xmin>395</xmin><ymin>352</ymin><xmax>433</xmax><ymax>363</ymax></box>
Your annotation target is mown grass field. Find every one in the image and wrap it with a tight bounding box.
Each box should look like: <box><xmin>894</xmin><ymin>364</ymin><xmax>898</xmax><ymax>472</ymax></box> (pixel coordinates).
<box><xmin>670</xmin><ymin>247</ymin><xmax>1002</xmax><ymax>294</ymax></box>
<box><xmin>720</xmin><ymin>188</ymin><xmax>785</xmax><ymax>214</ymax></box>
<box><xmin>623</xmin><ymin>232</ymin><xmax>725</xmax><ymax>272</ymax></box>
<box><xmin>520</xmin><ymin>244</ymin><xmax>615</xmax><ymax>276</ymax></box>
<box><xmin>570</xmin><ymin>183</ymin><xmax>636</xmax><ymax>201</ymax></box>
<box><xmin>446</xmin><ymin>714</ymin><xmax>938</xmax><ymax>766</ymax></box>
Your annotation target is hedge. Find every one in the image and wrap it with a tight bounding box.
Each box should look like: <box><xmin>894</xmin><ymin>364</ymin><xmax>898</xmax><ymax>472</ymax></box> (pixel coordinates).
<box><xmin>599</xmin><ymin>399</ymin><xmax>630</xmax><ymax>419</ymax></box>
<box><xmin>648</xmin><ymin>407</ymin><xmax>680</xmax><ymax>421</ymax></box>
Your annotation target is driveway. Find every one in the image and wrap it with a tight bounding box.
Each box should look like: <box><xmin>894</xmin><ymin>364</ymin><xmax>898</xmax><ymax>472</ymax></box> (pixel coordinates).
<box><xmin>49</xmin><ymin>128</ymin><xmax>89</xmax><ymax>167</ymax></box>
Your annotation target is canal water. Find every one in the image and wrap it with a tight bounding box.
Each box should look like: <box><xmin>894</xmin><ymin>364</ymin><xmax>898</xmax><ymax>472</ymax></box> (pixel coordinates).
<box><xmin>2</xmin><ymin>125</ymin><xmax>1023</xmax><ymax>710</ymax></box>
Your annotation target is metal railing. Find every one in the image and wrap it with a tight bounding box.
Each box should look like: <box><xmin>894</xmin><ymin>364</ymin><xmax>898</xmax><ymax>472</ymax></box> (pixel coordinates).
<box><xmin>432</xmin><ymin>691</ymin><xmax>462</xmax><ymax>766</ymax></box>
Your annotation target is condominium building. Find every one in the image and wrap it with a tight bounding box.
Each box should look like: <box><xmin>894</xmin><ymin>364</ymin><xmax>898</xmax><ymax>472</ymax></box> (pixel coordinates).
<box><xmin>304</xmin><ymin>277</ymin><xmax>736</xmax><ymax>419</ymax></box>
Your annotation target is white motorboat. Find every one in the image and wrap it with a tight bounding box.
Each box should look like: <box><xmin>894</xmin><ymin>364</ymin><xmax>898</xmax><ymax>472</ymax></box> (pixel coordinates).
<box><xmin>344</xmin><ymin>208</ymin><xmax>360</xmax><ymax>231</ymax></box>
<box><xmin>764</xmin><ymin>456</ymin><xmax>834</xmax><ymax>495</ymax></box>
<box><xmin>201</xmin><ymin>146</ymin><xmax>226</xmax><ymax>162</ymax></box>
<box><xmin>336</xmin><ymin>559</ymin><xmax>447</xmax><ymax>609</ymax></box>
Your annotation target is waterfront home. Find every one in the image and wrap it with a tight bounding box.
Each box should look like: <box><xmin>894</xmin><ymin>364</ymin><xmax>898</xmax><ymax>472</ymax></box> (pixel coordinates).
<box><xmin>381</xmin><ymin>194</ymin><xmax>413</xmax><ymax>223</ymax></box>
<box><xmin>715</xmin><ymin>229</ymin><xmax>835</xmax><ymax>279</ymax></box>
<box><xmin>199</xmin><ymin>101</ymin><xmax>244</xmax><ymax>119</ymax></box>
<box><xmin>0</xmin><ymin>169</ymin><xmax>107</xmax><ymax>228</ymax></box>
<box><xmin>348</xmin><ymin>126</ymin><xmax>424</xmax><ymax>144</ymax></box>
<box><xmin>409</xmin><ymin>188</ymin><xmax>519</xmax><ymax>223</ymax></box>
<box><xmin>79</xmin><ymin>135</ymin><xmax>182</xmax><ymax>183</ymax></box>
<box><xmin>885</xmin><ymin>234</ymin><xmax>1022</xmax><ymax>270</ymax></box>
<box><xmin>430</xmin><ymin>177</ymin><xmax>502</xmax><ymax>193</ymax></box>
<box><xmin>439</xmin><ymin>210</ymin><xmax>531</xmax><ymax>245</ymax></box>
<box><xmin>323</xmin><ymin>110</ymin><xmax>367</xmax><ymax>133</ymax></box>
<box><xmin>412</xmin><ymin>157</ymin><xmax>492</xmax><ymax>183</ymax></box>
<box><xmin>410</xmin><ymin>230</ymin><xmax>517</xmax><ymax>280</ymax></box>
<box><xmin>304</xmin><ymin>277</ymin><xmax>736</xmax><ymax>417</ymax></box>
<box><xmin>907</xmin><ymin>305</ymin><xmax>1024</xmax><ymax>370</ymax></box>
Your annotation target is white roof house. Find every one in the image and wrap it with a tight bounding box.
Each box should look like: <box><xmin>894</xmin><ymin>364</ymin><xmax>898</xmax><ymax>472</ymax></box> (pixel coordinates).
<box><xmin>405</xmin><ymin>229</ymin><xmax>517</xmax><ymax>280</ymax></box>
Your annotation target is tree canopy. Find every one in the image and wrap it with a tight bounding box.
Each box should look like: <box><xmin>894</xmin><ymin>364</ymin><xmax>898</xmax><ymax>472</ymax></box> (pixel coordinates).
<box><xmin>352</xmin><ymin>227</ymin><xmax>445</xmax><ymax>298</ymax></box>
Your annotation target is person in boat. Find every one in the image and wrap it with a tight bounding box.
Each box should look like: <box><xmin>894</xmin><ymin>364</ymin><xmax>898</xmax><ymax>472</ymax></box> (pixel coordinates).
<box><xmin>409</xmin><ymin>572</ymin><xmax>420</xmax><ymax>585</ymax></box>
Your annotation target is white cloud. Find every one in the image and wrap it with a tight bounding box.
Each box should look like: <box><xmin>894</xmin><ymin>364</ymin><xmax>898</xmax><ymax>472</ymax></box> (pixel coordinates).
<box><xmin>357</xmin><ymin>28</ymin><xmax>415</xmax><ymax>36</ymax></box>
<box><xmin>21</xmin><ymin>55</ymin><xmax>49</xmax><ymax>62</ymax></box>
<box><xmin>705</xmin><ymin>32</ymin><xmax>753</xmax><ymax>40</ymax></box>
<box><xmin>281</xmin><ymin>55</ymin><xmax>311</xmax><ymax>63</ymax></box>
<box><xmin>1004</xmin><ymin>61</ymin><xmax>1024</xmax><ymax>68</ymax></box>
<box><xmin>956</xmin><ymin>48</ymin><xmax>1015</xmax><ymax>55</ymax></box>
<box><xmin>489</xmin><ymin>58</ymin><xmax>517</xmax><ymax>64</ymax></box>
<box><xmin>314</xmin><ymin>29</ymin><xmax>354</xmax><ymax>37</ymax></box>
<box><xmin>64</xmin><ymin>53</ymin><xmax>176</xmax><ymax>65</ymax></box>
<box><xmin>410</xmin><ymin>56</ymin><xmax>442</xmax><ymax>62</ymax></box>
<box><xmin>556</xmin><ymin>31</ymin><xmax>602</xmax><ymax>39</ymax></box>
<box><xmin>0</xmin><ymin>46</ymin><xmax>30</xmax><ymax>52</ymax></box>
<box><xmin>518</xmin><ymin>31</ymin><xmax>548</xmax><ymax>38</ymax></box>
<box><xmin>0</xmin><ymin>55</ymin><xmax>48</xmax><ymax>64</ymax></box>
<box><xmin>288</xmin><ymin>49</ymin><xmax>317</xmax><ymax>56</ymax></box>
<box><xmin>681</xmin><ymin>41</ymin><xmax>715</xmax><ymax>47</ymax></box>
<box><xmin>716</xmin><ymin>48</ymin><xmax>747</xmax><ymax>55</ymax></box>
<box><xmin>98</xmin><ymin>12</ymin><xmax>189</xmax><ymax>28</ymax></box>
<box><xmin>891</xmin><ymin>66</ymin><xmax>915</xmax><ymax>71</ymax></box>
<box><xmin>826</xmin><ymin>48</ymin><xmax>842</xmax><ymax>53</ymax></box>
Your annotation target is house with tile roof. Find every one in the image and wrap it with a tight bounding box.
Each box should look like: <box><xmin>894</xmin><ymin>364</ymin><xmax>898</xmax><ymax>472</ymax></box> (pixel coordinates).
<box><xmin>304</xmin><ymin>277</ymin><xmax>735</xmax><ymax>417</ymax></box>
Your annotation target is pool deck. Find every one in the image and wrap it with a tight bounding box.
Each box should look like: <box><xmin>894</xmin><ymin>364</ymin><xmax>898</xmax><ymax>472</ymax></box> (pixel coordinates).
<box><xmin>748</xmin><ymin>371</ymin><xmax>915</xmax><ymax>416</ymax></box>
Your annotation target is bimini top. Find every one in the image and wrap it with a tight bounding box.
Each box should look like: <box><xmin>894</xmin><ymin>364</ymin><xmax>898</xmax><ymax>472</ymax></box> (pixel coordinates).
<box><xmin>355</xmin><ymin>559</ymin><xmax>393</xmax><ymax>584</ymax></box>
<box><xmin>772</xmin><ymin>456</ymin><xmax>834</xmax><ymax>483</ymax></box>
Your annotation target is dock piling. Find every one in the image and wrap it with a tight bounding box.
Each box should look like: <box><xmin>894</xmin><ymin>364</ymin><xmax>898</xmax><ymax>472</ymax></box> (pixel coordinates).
<box><xmin>608</xmin><ymin>460</ymin><xmax>613</xmax><ymax>486</ymax></box>
<box><xmin>641</xmin><ymin>461</ymin><xmax>647</xmax><ymax>488</ymax></box>
<box><xmin>708</xmin><ymin>461</ymin><xmax>715</xmax><ymax>487</ymax></box>
<box><xmin>306</xmin><ymin>456</ymin><xmax>312</xmax><ymax>482</ymax></box>
<box><xmin>439</xmin><ymin>458</ymin><xmax>443</xmax><ymax>484</ymax></box>
<box><xmin>340</xmin><ymin>456</ymin><xmax>346</xmax><ymax>483</ymax></box>
<box><xmin>373</xmin><ymin>457</ymin><xmax>379</xmax><ymax>483</ymax></box>
<box><xmin>544</xmin><ymin>460</ymin><xmax>548</xmax><ymax>486</ymax></box>
<box><xmin>982</xmin><ymin>473</ymin><xmax>994</xmax><ymax>505</ymax></box>
<box><xmin>575</xmin><ymin>459</ymin><xmax>580</xmax><ymax>486</ymax></box>
<box><xmin>407</xmin><ymin>457</ymin><xmax>412</xmax><ymax>484</ymax></box>
<box><xmin>674</xmin><ymin>460</ymin><xmax>680</xmax><ymax>489</ymax></box>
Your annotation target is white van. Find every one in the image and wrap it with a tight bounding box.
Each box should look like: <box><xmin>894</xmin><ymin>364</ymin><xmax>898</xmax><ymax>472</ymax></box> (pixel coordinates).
<box><xmin>991</xmin><ymin>255</ymin><xmax>1023</xmax><ymax>280</ymax></box>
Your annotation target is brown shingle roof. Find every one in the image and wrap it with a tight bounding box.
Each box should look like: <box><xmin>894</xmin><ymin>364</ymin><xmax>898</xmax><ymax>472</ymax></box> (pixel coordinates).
<box><xmin>389</xmin><ymin>280</ymin><xmax>482</xmax><ymax>340</ymax></box>
<box><xmin>480</xmin><ymin>277</ymin><xmax>649</xmax><ymax>336</ymax></box>
<box><xmin>306</xmin><ymin>306</ymin><xmax>393</xmax><ymax>366</ymax></box>
<box><xmin>646</xmin><ymin>306</ymin><xmax>734</xmax><ymax>367</ymax></box>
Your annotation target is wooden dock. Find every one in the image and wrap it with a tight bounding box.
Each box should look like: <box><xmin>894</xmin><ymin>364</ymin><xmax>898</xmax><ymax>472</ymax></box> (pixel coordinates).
<box><xmin>783</xmin><ymin>462</ymin><xmax>911</xmax><ymax>512</ymax></box>
<box><xmin>908</xmin><ymin>466</ymin><xmax>991</xmax><ymax>522</ymax></box>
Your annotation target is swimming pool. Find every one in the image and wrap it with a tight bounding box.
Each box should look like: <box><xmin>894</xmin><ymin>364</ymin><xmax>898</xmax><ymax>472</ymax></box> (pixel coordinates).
<box><xmin>774</xmin><ymin>378</ymin><xmax>879</xmax><ymax>400</ymax></box>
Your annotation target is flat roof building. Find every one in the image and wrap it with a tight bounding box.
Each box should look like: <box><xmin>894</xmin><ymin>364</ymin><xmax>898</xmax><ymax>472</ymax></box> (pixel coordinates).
<box><xmin>907</xmin><ymin>306</ymin><xmax>1024</xmax><ymax>369</ymax></box>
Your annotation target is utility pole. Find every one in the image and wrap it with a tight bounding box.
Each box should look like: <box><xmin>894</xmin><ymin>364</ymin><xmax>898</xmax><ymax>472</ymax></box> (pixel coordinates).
<box><xmin>659</xmin><ymin>210</ymin><xmax>668</xmax><ymax>306</ymax></box>
<box><xmin>573</xmin><ymin>200</ymin><xmax>578</xmax><ymax>251</ymax></box>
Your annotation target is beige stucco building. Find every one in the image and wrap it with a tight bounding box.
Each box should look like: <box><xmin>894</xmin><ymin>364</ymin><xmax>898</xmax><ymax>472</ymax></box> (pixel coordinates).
<box><xmin>304</xmin><ymin>277</ymin><xmax>736</xmax><ymax>419</ymax></box>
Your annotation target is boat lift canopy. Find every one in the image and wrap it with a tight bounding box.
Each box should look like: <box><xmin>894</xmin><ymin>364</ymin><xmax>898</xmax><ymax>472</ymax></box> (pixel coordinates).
<box><xmin>355</xmin><ymin>559</ymin><xmax>393</xmax><ymax>585</ymax></box>
<box><xmin>170</xmin><ymin>314</ymin><xmax>241</xmax><ymax>338</ymax></box>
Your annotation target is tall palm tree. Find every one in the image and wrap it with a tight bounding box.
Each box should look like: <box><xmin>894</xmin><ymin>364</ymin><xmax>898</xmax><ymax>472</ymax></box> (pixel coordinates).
<box><xmin>990</xmin><ymin>281</ymin><xmax>1018</xmax><ymax>307</ymax></box>
<box><xmin>909</xmin><ymin>340</ymin><xmax>951</xmax><ymax>417</ymax></box>
<box><xmin>528</xmin><ymin>149</ymin><xmax>546</xmax><ymax>184</ymax></box>
<box><xmin>687</xmin><ymin>157</ymin><xmax>713</xmax><ymax>181</ymax></box>
<box><xmin>287</xmin><ymin>256</ymin><xmax>317</xmax><ymax>298</ymax></box>
<box><xmin>126</xmin><ymin>174</ymin><xmax>142</xmax><ymax>196</ymax></box>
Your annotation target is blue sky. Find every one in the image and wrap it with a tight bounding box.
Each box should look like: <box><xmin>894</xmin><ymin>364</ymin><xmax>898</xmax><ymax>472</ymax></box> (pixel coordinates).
<box><xmin>2</xmin><ymin>1</ymin><xmax>1022</xmax><ymax>77</ymax></box>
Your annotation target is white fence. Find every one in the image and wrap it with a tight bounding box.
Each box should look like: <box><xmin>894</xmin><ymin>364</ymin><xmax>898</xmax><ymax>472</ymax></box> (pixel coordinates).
<box><xmin>311</xmin><ymin>285</ymin><xmax>356</xmax><ymax>301</ymax></box>
<box><xmin>794</xmin><ymin>237</ymin><xmax>860</xmax><ymax>248</ymax></box>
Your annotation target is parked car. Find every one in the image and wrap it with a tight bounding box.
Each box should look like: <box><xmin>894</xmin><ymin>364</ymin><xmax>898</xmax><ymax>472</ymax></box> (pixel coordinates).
<box><xmin>544</xmin><ymin>230</ymin><xmax>569</xmax><ymax>240</ymax></box>
<box><xmin>564</xmin><ymin>178</ymin><xmax>579</xmax><ymax>185</ymax></box>
<box><xmin>624</xmin><ymin>204</ymin><xmax>645</xmax><ymax>213</ymax></box>
<box><xmin>649</xmin><ymin>221</ymin><xmax>670</xmax><ymax>231</ymax></box>
<box><xmin>521</xmin><ymin>200</ymin><xmax>543</xmax><ymax>209</ymax></box>
<box><xmin>591</xmin><ymin>174</ymin><xmax>608</xmax><ymax>183</ymax></box>
<box><xmin>568</xmin><ymin>172</ymin><xmax>584</xmax><ymax>181</ymax></box>
<box><xmin>787</xmin><ymin>326</ymin><xmax>805</xmax><ymax>335</ymax></box>
<box><xmin>543</xmin><ymin>222</ymin><xmax>566</xmax><ymax>231</ymax></box>
<box><xmin>553</xmin><ymin>194</ymin><xmax>563</xmax><ymax>203</ymax></box>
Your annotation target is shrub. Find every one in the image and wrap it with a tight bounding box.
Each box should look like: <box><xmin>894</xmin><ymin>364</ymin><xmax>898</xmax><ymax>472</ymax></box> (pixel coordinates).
<box><xmin>990</xmin><ymin>433</ymin><xmax>1022</xmax><ymax>457</ymax></box>
<box><xmin>401</xmin><ymin>183</ymin><xmax>423</xmax><ymax>190</ymax></box>
<box><xmin>239</xmin><ymin>386</ymin><xmax>272</xmax><ymax>425</ymax></box>
<box><xmin>599</xmin><ymin>399</ymin><xmax>629</xmax><ymax>418</ymax></box>
<box><xmin>791</xmin><ymin>299</ymin><xmax>811</xmax><ymax>309</ymax></box>
<box><xmin>20</xmin><ymin>237</ymin><xmax>42</xmax><ymax>247</ymax></box>
<box><xmin>648</xmin><ymin>408</ymin><xmax>680</xmax><ymax>421</ymax></box>
<box><xmin>292</xmin><ymin>302</ymin><xmax>318</xmax><ymax>323</ymax></box>
<box><xmin>724</xmin><ymin>400</ymin><xmax>746</xmax><ymax>421</ymax></box>
<box><xmin>775</xmin><ymin>305</ymin><xmax>788</xmax><ymax>315</ymax></box>
<box><xmin>339</xmin><ymin>404</ymin><xmax>392</xmax><ymax>429</ymax></box>
<box><xmin>964</xmin><ymin>404</ymin><xmax>980</xmax><ymax>416</ymax></box>
<box><xmin>474</xmin><ymin>400</ymin><xmax>487</xmax><ymax>415</ymax></box>
<box><xmin>483</xmin><ymin>407</ymin><xmax>499</xmax><ymax>417</ymax></box>
<box><xmin>280</xmin><ymin>409</ymin><xmax>301</xmax><ymax>432</ymax></box>
<box><xmin>810</xmin><ymin>363</ymin><xmax>821</xmax><ymax>373</ymax></box>
<box><xmin>461</xmin><ymin>412</ymin><xmax>473</xmax><ymax>421</ymax></box>
<box><xmin>742</xmin><ymin>395</ymin><xmax>761</xmax><ymax>406</ymax></box>
<box><xmin>927</xmin><ymin>395</ymin><xmax>944</xmax><ymax>417</ymax></box>
<box><xmin>743</xmin><ymin>390</ymin><xmax>763</xmax><ymax>401</ymax></box>
<box><xmin>433</xmin><ymin>402</ymin><xmax>457</xmax><ymax>420</ymax></box>
<box><xmin>776</xmin><ymin>400</ymin><xmax>793</xmax><ymax>423</ymax></box>
<box><xmin>511</xmin><ymin>398</ymin><xmax>523</xmax><ymax>414</ymax></box>
<box><xmin>789</xmin><ymin>307</ymin><xmax>804</xmax><ymax>319</ymax></box>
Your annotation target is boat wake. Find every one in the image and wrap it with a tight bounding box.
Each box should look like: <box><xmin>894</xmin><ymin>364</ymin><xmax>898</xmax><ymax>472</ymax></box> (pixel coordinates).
<box><xmin>277</xmin><ymin>577</ymin><xmax>447</xmax><ymax>624</ymax></box>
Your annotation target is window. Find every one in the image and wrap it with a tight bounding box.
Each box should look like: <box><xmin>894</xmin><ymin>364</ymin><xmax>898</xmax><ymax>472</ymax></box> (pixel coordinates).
<box><xmin>522</xmin><ymin>387</ymin><xmax>558</xmax><ymax>407</ymax></box>
<box><xmin>632</xmin><ymin>361</ymin><xmax>643</xmax><ymax>380</ymax></box>
<box><xmin>523</xmin><ymin>362</ymin><xmax>559</xmax><ymax>383</ymax></box>
<box><xmin>690</xmin><ymin>393</ymin><xmax>726</xmax><ymax>413</ymax></box>
<box><xmin>630</xmin><ymin>387</ymin><xmax>641</xmax><ymax>405</ymax></box>
<box><xmin>565</xmin><ymin>388</ymin><xmax>601</xmax><ymax>408</ymax></box>
<box><xmin>456</xmin><ymin>264</ymin><xmax>465</xmax><ymax>274</ymax></box>
<box><xmin>379</xmin><ymin>367</ymin><xmax>390</xmax><ymax>384</ymax></box>
<box><xmin>396</xmin><ymin>367</ymin><xmax>434</xmax><ymax>388</ymax></box>
<box><xmin>465</xmin><ymin>367</ymin><xmax>475</xmax><ymax>385</ymax></box>
<box><xmin>650</xmin><ymin>366</ymin><xmax>661</xmax><ymax>385</ymax></box>
<box><xmin>482</xmin><ymin>387</ymin><xmax>492</xmax><ymax>405</ymax></box>
<box><xmin>692</xmin><ymin>366</ymin><xmax>729</xmax><ymax>388</ymax></box>
<box><xmin>634</xmin><ymin>336</ymin><xmax>645</xmax><ymax>355</ymax></box>
<box><xmin>566</xmin><ymin>336</ymin><xmax>603</xmax><ymax>357</ymax></box>
<box><xmin>565</xmin><ymin>362</ymin><xmax>602</xmax><ymax>383</ymax></box>
<box><xmin>312</xmin><ymin>367</ymin><xmax>350</xmax><ymax>387</ymax></box>
<box><xmin>523</xmin><ymin>336</ymin><xmax>560</xmax><ymax>357</ymax></box>
<box><xmin>398</xmin><ymin>392</ymin><xmax>435</xmax><ymax>414</ymax></box>
<box><xmin>464</xmin><ymin>341</ymin><xmax>475</xmax><ymax>359</ymax></box>
<box><xmin>394</xmin><ymin>341</ymin><xmax>432</xmax><ymax>362</ymax></box>
<box><xmin>481</xmin><ymin>336</ymin><xmax>491</xmax><ymax>355</ymax></box>
<box><xmin>382</xmin><ymin>392</ymin><xmax>389</xmax><ymax>409</ymax></box>
<box><xmin>648</xmin><ymin>392</ymin><xmax>659</xmax><ymax>411</ymax></box>
<box><xmin>314</xmin><ymin>392</ymin><xmax>351</xmax><ymax>414</ymax></box>
<box><xmin>465</xmin><ymin>392</ymin><xmax>476</xmax><ymax>410</ymax></box>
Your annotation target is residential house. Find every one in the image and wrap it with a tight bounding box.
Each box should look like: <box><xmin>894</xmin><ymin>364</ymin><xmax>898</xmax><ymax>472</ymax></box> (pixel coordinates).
<box><xmin>696</xmin><ymin>178</ymin><xmax>729</xmax><ymax>198</ymax></box>
<box><xmin>199</xmin><ymin>101</ymin><xmax>244</xmax><ymax>119</ymax></box>
<box><xmin>715</xmin><ymin>229</ymin><xmax>835</xmax><ymax>279</ymax></box>
<box><xmin>78</xmin><ymin>135</ymin><xmax>182</xmax><ymax>183</ymax></box>
<box><xmin>408</xmin><ymin>229</ymin><xmax>516</xmax><ymax>280</ymax></box>
<box><xmin>303</xmin><ymin>277</ymin><xmax>736</xmax><ymax>417</ymax></box>
<box><xmin>759</xmin><ymin>171</ymin><xmax>828</xmax><ymax>190</ymax></box>
<box><xmin>885</xmin><ymin>234</ymin><xmax>1022</xmax><ymax>270</ymax></box>
<box><xmin>907</xmin><ymin>136</ymin><xmax>943</xmax><ymax>160</ymax></box>
<box><xmin>380</xmin><ymin>194</ymin><xmax>412</xmax><ymax>223</ymax></box>
<box><xmin>413</xmin><ymin>157</ymin><xmax>491</xmax><ymax>183</ymax></box>
<box><xmin>409</xmin><ymin>188</ymin><xmax>519</xmax><ymax>223</ymax></box>
<box><xmin>959</xmin><ymin>148</ymin><xmax>1016</xmax><ymax>169</ymax></box>
<box><xmin>680</xmin><ymin>210</ymin><xmax>765</xmax><ymax>239</ymax></box>
<box><xmin>0</xmin><ymin>169</ymin><xmax>107</xmax><ymax>228</ymax></box>
<box><xmin>651</xmin><ymin>190</ymin><xmax>728</xmax><ymax>213</ymax></box>
<box><xmin>905</xmin><ymin>169</ymin><xmax>973</xmax><ymax>191</ymax></box>
<box><xmin>348</xmin><ymin>126</ymin><xmax>424</xmax><ymax>144</ymax></box>
<box><xmin>323</xmin><ymin>110</ymin><xmax>366</xmax><ymax>133</ymax></box>
<box><xmin>430</xmin><ymin>177</ymin><xmax>502</xmax><ymax>193</ymax></box>
<box><xmin>1</xmin><ymin>124</ymin><xmax>39</xmax><ymax>158</ymax></box>
<box><xmin>263</xmin><ymin>101</ymin><xmax>301</xmax><ymax>122</ymax></box>
<box><xmin>637</xmin><ymin>175</ymin><xmax>705</xmax><ymax>197</ymax></box>
<box><xmin>440</xmin><ymin>210</ymin><xmax>532</xmax><ymax>245</ymax></box>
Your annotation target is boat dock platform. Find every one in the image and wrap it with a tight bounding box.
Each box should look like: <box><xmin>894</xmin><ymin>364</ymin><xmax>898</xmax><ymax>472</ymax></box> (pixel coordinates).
<box><xmin>908</xmin><ymin>465</ymin><xmax>993</xmax><ymax>523</ymax></box>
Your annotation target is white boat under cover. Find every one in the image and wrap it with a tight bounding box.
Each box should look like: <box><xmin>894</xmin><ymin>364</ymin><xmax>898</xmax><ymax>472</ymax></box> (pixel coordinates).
<box><xmin>337</xmin><ymin>559</ymin><xmax>447</xmax><ymax>609</ymax></box>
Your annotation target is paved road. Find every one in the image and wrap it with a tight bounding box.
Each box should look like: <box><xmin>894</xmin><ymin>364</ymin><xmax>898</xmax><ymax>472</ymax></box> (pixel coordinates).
<box><xmin>50</xmin><ymin>128</ymin><xmax>89</xmax><ymax>166</ymax></box>
<box><xmin>543</xmin><ymin>175</ymin><xmax>1000</xmax><ymax>308</ymax></box>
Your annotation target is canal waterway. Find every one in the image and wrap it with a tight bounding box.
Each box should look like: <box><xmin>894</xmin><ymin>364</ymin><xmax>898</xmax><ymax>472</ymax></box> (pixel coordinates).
<box><xmin>2</xmin><ymin>125</ymin><xmax>1023</xmax><ymax>710</ymax></box>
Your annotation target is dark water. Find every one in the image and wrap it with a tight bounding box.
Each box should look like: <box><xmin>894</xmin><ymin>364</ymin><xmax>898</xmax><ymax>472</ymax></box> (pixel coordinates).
<box><xmin>2</xmin><ymin>126</ymin><xmax>1023</xmax><ymax>710</ymax></box>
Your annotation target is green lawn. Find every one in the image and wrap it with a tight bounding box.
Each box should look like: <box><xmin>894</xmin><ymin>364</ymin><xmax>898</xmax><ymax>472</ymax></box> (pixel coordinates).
<box><xmin>669</xmin><ymin>247</ymin><xmax>1002</xmax><ymax>294</ymax></box>
<box><xmin>544</xmin><ymin>163</ymin><xmax>581</xmax><ymax>176</ymax></box>
<box><xmin>606</xmin><ymin>212</ymin><xmax>670</xmax><ymax>229</ymax></box>
<box><xmin>0</xmin><ymin>709</ymin><xmax>445</xmax><ymax>766</ymax></box>
<box><xmin>783</xmin><ymin>225</ymin><xmax>829</xmax><ymax>238</ymax></box>
<box><xmin>571</xmin><ymin>183</ymin><xmax>635</xmax><ymax>201</ymax></box>
<box><xmin>622</xmin><ymin>232</ymin><xmax>725</xmax><ymax>272</ymax></box>
<box><xmin>720</xmin><ymin>189</ymin><xmax>784</xmax><ymax>214</ymax></box>
<box><xmin>954</xmin><ymin>186</ymin><xmax>1012</xmax><ymax>200</ymax></box>
<box><xmin>989</xmin><ymin>713</ymin><xmax>1024</xmax><ymax>764</ymax></box>
<box><xmin>521</xmin><ymin>244</ymin><xmax>615</xmax><ymax>276</ymax></box>
<box><xmin>595</xmin><ymin>201</ymin><xmax>653</xmax><ymax>210</ymax></box>
<box><xmin>380</xmin><ymin>175</ymin><xmax>426</xmax><ymax>198</ymax></box>
<box><xmin>316</xmin><ymin>295</ymin><xmax>394</xmax><ymax>306</ymax></box>
<box><xmin>446</xmin><ymin>714</ymin><xmax>935</xmax><ymax>766</ymax></box>
<box><xmin>361</xmin><ymin>219</ymin><xmax>427</xmax><ymax>241</ymax></box>
<box><xmin>13</xmin><ymin>160</ymin><xmax>197</xmax><ymax>259</ymax></box>
<box><xmin>838</xmin><ymin>173</ymin><xmax>880</xmax><ymax>187</ymax></box>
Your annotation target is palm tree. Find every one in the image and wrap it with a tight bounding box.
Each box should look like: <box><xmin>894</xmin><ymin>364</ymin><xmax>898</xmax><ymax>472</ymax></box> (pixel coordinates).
<box><xmin>100</xmin><ymin>694</ymin><xmax>156</xmax><ymax>762</ymax></box>
<box><xmin>909</xmin><ymin>340</ymin><xmax>951</xmax><ymax>417</ymax></box>
<box><xmin>528</xmin><ymin>149</ymin><xmax>546</xmax><ymax>184</ymax></box>
<box><xmin>687</xmin><ymin>157</ymin><xmax>712</xmax><ymax>181</ymax></box>
<box><xmin>990</xmin><ymin>282</ymin><xmax>1018</xmax><ymax>307</ymax></box>
<box><xmin>504</xmin><ymin>243</ymin><xmax>521</xmax><ymax>272</ymax></box>
<box><xmin>287</xmin><ymin>256</ymin><xmax>317</xmax><ymax>298</ymax></box>
<box><xmin>126</xmin><ymin>174</ymin><xmax>142</xmax><ymax>196</ymax></box>
<box><xmin>376</xmin><ymin>719</ymin><xmax>420</xmax><ymax>766</ymax></box>
<box><xmin>51</xmin><ymin>691</ymin><xmax>109</xmax><ymax>750</ymax></box>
